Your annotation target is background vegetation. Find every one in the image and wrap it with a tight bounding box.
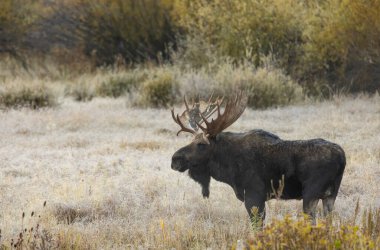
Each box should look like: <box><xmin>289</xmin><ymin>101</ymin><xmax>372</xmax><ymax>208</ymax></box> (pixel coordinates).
<box><xmin>0</xmin><ymin>0</ymin><xmax>379</xmax><ymax>109</ymax></box>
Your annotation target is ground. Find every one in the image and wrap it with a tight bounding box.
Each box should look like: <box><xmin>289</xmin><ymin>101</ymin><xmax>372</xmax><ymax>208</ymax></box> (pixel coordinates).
<box><xmin>0</xmin><ymin>95</ymin><xmax>379</xmax><ymax>248</ymax></box>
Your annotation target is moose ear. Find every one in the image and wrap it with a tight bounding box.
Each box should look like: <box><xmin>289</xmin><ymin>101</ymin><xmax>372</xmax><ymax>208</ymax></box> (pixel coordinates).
<box><xmin>202</xmin><ymin>133</ymin><xmax>210</xmax><ymax>145</ymax></box>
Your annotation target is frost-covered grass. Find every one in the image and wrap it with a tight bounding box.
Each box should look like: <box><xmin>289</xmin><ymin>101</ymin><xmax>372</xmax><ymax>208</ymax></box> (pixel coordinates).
<box><xmin>0</xmin><ymin>95</ymin><xmax>379</xmax><ymax>248</ymax></box>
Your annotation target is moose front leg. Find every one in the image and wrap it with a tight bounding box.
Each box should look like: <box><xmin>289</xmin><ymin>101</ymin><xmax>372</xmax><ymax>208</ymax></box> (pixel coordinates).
<box><xmin>233</xmin><ymin>185</ymin><xmax>244</xmax><ymax>202</ymax></box>
<box><xmin>244</xmin><ymin>189</ymin><xmax>266</xmax><ymax>227</ymax></box>
<box><xmin>202</xmin><ymin>185</ymin><xmax>210</xmax><ymax>198</ymax></box>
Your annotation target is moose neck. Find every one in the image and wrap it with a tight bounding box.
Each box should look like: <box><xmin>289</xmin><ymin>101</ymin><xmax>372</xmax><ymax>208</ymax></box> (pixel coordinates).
<box><xmin>188</xmin><ymin>167</ymin><xmax>211</xmax><ymax>198</ymax></box>
<box><xmin>207</xmin><ymin>133</ymin><xmax>242</xmax><ymax>186</ymax></box>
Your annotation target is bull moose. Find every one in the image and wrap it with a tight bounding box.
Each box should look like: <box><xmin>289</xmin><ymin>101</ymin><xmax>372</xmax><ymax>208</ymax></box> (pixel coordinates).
<box><xmin>170</xmin><ymin>92</ymin><xmax>346</xmax><ymax>223</ymax></box>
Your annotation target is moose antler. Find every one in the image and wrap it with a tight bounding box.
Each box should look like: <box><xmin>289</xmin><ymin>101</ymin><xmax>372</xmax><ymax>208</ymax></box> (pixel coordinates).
<box><xmin>184</xmin><ymin>93</ymin><xmax>224</xmax><ymax>128</ymax></box>
<box><xmin>171</xmin><ymin>93</ymin><xmax>223</xmax><ymax>136</ymax></box>
<box><xmin>172</xmin><ymin>92</ymin><xmax>247</xmax><ymax>137</ymax></box>
<box><xmin>195</xmin><ymin>91</ymin><xmax>248</xmax><ymax>137</ymax></box>
<box><xmin>171</xmin><ymin>108</ymin><xmax>197</xmax><ymax>136</ymax></box>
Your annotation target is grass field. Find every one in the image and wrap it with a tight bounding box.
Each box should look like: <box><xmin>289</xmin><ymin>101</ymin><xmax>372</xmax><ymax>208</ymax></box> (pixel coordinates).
<box><xmin>0</xmin><ymin>95</ymin><xmax>379</xmax><ymax>248</ymax></box>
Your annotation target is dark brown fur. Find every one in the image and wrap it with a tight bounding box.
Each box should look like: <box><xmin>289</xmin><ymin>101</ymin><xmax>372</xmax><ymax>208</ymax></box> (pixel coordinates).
<box><xmin>171</xmin><ymin>129</ymin><xmax>345</xmax><ymax>222</ymax></box>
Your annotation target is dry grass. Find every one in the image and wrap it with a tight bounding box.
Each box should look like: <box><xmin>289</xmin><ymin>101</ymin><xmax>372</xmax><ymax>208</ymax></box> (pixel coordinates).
<box><xmin>0</xmin><ymin>95</ymin><xmax>379</xmax><ymax>248</ymax></box>
<box><xmin>0</xmin><ymin>59</ymin><xmax>305</xmax><ymax>109</ymax></box>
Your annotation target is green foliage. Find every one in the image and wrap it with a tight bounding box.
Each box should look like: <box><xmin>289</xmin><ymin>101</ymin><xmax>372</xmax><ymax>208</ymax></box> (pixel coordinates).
<box><xmin>140</xmin><ymin>69</ymin><xmax>179</xmax><ymax>108</ymax></box>
<box><xmin>0</xmin><ymin>84</ymin><xmax>58</xmax><ymax>109</ymax></box>
<box><xmin>96</xmin><ymin>71</ymin><xmax>147</xmax><ymax>98</ymax></box>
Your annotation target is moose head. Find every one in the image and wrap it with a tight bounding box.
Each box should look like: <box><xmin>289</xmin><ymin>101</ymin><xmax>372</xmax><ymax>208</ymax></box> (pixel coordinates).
<box><xmin>170</xmin><ymin>92</ymin><xmax>248</xmax><ymax>196</ymax></box>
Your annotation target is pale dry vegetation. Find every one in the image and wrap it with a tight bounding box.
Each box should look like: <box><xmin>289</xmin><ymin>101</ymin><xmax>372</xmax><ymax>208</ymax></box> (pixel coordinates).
<box><xmin>0</xmin><ymin>95</ymin><xmax>379</xmax><ymax>248</ymax></box>
<box><xmin>0</xmin><ymin>59</ymin><xmax>306</xmax><ymax>110</ymax></box>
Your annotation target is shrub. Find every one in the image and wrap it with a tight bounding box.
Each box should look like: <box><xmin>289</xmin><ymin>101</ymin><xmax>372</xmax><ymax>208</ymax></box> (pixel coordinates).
<box><xmin>68</xmin><ymin>82</ymin><xmax>94</xmax><ymax>102</ymax></box>
<box><xmin>175</xmin><ymin>0</ymin><xmax>305</xmax><ymax>68</ymax></box>
<box><xmin>170</xmin><ymin>36</ymin><xmax>220</xmax><ymax>70</ymax></box>
<box><xmin>244</xmin><ymin>215</ymin><xmax>379</xmax><ymax>249</ymax></box>
<box><xmin>44</xmin><ymin>0</ymin><xmax>179</xmax><ymax>65</ymax></box>
<box><xmin>300</xmin><ymin>0</ymin><xmax>380</xmax><ymax>93</ymax></box>
<box><xmin>139</xmin><ymin>69</ymin><xmax>179</xmax><ymax>108</ymax></box>
<box><xmin>178</xmin><ymin>61</ymin><xmax>304</xmax><ymax>109</ymax></box>
<box><xmin>175</xmin><ymin>0</ymin><xmax>380</xmax><ymax>94</ymax></box>
<box><xmin>0</xmin><ymin>82</ymin><xmax>58</xmax><ymax>109</ymax></box>
<box><xmin>244</xmin><ymin>67</ymin><xmax>304</xmax><ymax>109</ymax></box>
<box><xmin>0</xmin><ymin>0</ymin><xmax>39</xmax><ymax>59</ymax></box>
<box><xmin>96</xmin><ymin>71</ymin><xmax>146</xmax><ymax>98</ymax></box>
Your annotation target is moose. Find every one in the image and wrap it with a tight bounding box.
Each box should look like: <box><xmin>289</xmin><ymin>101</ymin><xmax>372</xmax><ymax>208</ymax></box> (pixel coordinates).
<box><xmin>170</xmin><ymin>92</ymin><xmax>346</xmax><ymax>223</ymax></box>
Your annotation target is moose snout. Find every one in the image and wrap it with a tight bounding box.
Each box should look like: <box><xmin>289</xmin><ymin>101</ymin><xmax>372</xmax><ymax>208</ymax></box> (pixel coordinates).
<box><xmin>171</xmin><ymin>154</ymin><xmax>188</xmax><ymax>172</ymax></box>
<box><xmin>171</xmin><ymin>155</ymin><xmax>182</xmax><ymax>170</ymax></box>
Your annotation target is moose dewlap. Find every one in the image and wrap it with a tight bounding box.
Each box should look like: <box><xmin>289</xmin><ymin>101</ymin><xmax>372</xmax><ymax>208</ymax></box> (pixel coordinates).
<box><xmin>170</xmin><ymin>92</ymin><xmax>346</xmax><ymax>223</ymax></box>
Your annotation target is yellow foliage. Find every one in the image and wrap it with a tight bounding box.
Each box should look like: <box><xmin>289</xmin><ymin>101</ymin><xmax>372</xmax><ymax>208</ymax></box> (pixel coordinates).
<box><xmin>301</xmin><ymin>0</ymin><xmax>380</xmax><ymax>91</ymax></box>
<box><xmin>247</xmin><ymin>215</ymin><xmax>379</xmax><ymax>249</ymax></box>
<box><xmin>0</xmin><ymin>0</ymin><xmax>43</xmax><ymax>26</ymax></box>
<box><xmin>175</xmin><ymin>0</ymin><xmax>305</xmax><ymax>66</ymax></box>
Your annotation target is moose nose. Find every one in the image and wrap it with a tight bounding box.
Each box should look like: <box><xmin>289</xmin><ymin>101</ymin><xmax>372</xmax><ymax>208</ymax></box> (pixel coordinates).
<box><xmin>171</xmin><ymin>155</ymin><xmax>181</xmax><ymax>169</ymax></box>
<box><xmin>171</xmin><ymin>154</ymin><xmax>187</xmax><ymax>171</ymax></box>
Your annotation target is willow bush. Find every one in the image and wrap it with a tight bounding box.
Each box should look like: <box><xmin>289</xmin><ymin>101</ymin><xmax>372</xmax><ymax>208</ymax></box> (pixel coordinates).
<box><xmin>174</xmin><ymin>0</ymin><xmax>305</xmax><ymax>68</ymax></box>
<box><xmin>0</xmin><ymin>0</ymin><xmax>41</xmax><ymax>61</ymax></box>
<box><xmin>3</xmin><ymin>0</ymin><xmax>380</xmax><ymax>95</ymax></box>
<box><xmin>301</xmin><ymin>0</ymin><xmax>380</xmax><ymax>93</ymax></box>
<box><xmin>43</xmin><ymin>0</ymin><xmax>179</xmax><ymax>66</ymax></box>
<box><xmin>138</xmin><ymin>68</ymin><xmax>179</xmax><ymax>108</ymax></box>
<box><xmin>175</xmin><ymin>0</ymin><xmax>380</xmax><ymax>93</ymax></box>
<box><xmin>177</xmin><ymin>60</ymin><xmax>304</xmax><ymax>109</ymax></box>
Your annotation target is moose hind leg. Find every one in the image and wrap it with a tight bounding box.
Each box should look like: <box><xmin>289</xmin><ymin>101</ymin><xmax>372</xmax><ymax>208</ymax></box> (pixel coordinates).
<box><xmin>322</xmin><ymin>172</ymin><xmax>343</xmax><ymax>216</ymax></box>
<box><xmin>322</xmin><ymin>196</ymin><xmax>336</xmax><ymax>217</ymax></box>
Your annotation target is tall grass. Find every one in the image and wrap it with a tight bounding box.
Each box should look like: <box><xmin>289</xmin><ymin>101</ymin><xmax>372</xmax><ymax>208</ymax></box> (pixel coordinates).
<box><xmin>0</xmin><ymin>60</ymin><xmax>305</xmax><ymax>109</ymax></box>
<box><xmin>0</xmin><ymin>80</ymin><xmax>59</xmax><ymax>109</ymax></box>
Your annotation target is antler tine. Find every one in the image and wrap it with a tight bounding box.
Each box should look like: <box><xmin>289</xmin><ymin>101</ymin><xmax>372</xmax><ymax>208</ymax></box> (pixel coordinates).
<box><xmin>205</xmin><ymin>96</ymin><xmax>222</xmax><ymax>121</ymax></box>
<box><xmin>171</xmin><ymin>92</ymin><xmax>246</xmax><ymax>137</ymax></box>
<box><xmin>195</xmin><ymin>96</ymin><xmax>221</xmax><ymax>131</ymax></box>
<box><xmin>184</xmin><ymin>96</ymin><xmax>190</xmax><ymax>111</ymax></box>
<box><xmin>200</xmin><ymin>95</ymin><xmax>224</xmax><ymax>121</ymax></box>
<box><xmin>195</xmin><ymin>118</ymin><xmax>208</xmax><ymax>133</ymax></box>
<box><xmin>197</xmin><ymin>91</ymin><xmax>247</xmax><ymax>137</ymax></box>
<box><xmin>171</xmin><ymin>108</ymin><xmax>197</xmax><ymax>136</ymax></box>
<box><xmin>207</xmin><ymin>91</ymin><xmax>214</xmax><ymax>104</ymax></box>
